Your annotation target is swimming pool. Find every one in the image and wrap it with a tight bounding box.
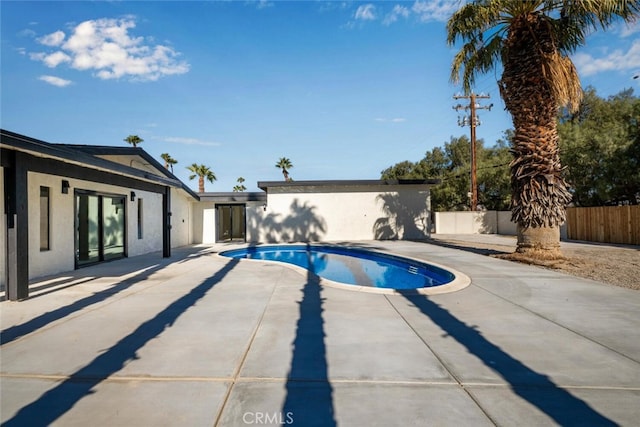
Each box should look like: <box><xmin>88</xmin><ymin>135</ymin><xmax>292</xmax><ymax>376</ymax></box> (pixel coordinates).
<box><xmin>220</xmin><ymin>244</ymin><xmax>462</xmax><ymax>292</ymax></box>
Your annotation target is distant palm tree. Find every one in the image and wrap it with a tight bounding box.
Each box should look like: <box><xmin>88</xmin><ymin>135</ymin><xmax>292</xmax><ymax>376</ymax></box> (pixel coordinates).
<box><xmin>447</xmin><ymin>0</ymin><xmax>639</xmax><ymax>260</ymax></box>
<box><xmin>187</xmin><ymin>163</ymin><xmax>216</xmax><ymax>193</ymax></box>
<box><xmin>123</xmin><ymin>135</ymin><xmax>144</xmax><ymax>148</ymax></box>
<box><xmin>275</xmin><ymin>157</ymin><xmax>293</xmax><ymax>181</ymax></box>
<box><xmin>233</xmin><ymin>177</ymin><xmax>247</xmax><ymax>192</ymax></box>
<box><xmin>160</xmin><ymin>153</ymin><xmax>177</xmax><ymax>173</ymax></box>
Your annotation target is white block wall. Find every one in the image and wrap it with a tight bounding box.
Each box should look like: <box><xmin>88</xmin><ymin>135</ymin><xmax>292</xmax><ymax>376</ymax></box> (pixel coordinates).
<box><xmin>257</xmin><ymin>184</ymin><xmax>432</xmax><ymax>242</ymax></box>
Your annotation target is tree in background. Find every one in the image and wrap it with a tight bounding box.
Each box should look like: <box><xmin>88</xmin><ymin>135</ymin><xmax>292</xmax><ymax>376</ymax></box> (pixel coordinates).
<box><xmin>447</xmin><ymin>0</ymin><xmax>639</xmax><ymax>259</ymax></box>
<box><xmin>381</xmin><ymin>135</ymin><xmax>511</xmax><ymax>211</ymax></box>
<box><xmin>160</xmin><ymin>153</ymin><xmax>177</xmax><ymax>173</ymax></box>
<box><xmin>187</xmin><ymin>163</ymin><xmax>216</xmax><ymax>193</ymax></box>
<box><xmin>559</xmin><ymin>88</ymin><xmax>640</xmax><ymax>206</ymax></box>
<box><xmin>275</xmin><ymin>157</ymin><xmax>293</xmax><ymax>181</ymax></box>
<box><xmin>123</xmin><ymin>135</ymin><xmax>143</xmax><ymax>148</ymax></box>
<box><xmin>233</xmin><ymin>177</ymin><xmax>247</xmax><ymax>192</ymax></box>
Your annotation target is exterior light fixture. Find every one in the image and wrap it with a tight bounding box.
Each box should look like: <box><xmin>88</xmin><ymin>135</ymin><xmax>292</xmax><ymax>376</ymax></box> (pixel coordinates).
<box><xmin>130</xmin><ymin>191</ymin><xmax>136</xmax><ymax>202</ymax></box>
<box><xmin>263</xmin><ymin>203</ymin><xmax>267</xmax><ymax>211</ymax></box>
<box><xmin>61</xmin><ymin>180</ymin><xmax>70</xmax><ymax>194</ymax></box>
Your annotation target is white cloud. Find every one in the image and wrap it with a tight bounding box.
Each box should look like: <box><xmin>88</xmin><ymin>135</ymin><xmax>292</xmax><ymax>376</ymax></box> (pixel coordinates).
<box><xmin>411</xmin><ymin>0</ymin><xmax>460</xmax><ymax>23</ymax></box>
<box><xmin>355</xmin><ymin>4</ymin><xmax>376</xmax><ymax>21</ymax></box>
<box><xmin>615</xmin><ymin>20</ymin><xmax>640</xmax><ymax>38</ymax></box>
<box><xmin>375</xmin><ymin>117</ymin><xmax>407</xmax><ymax>123</ymax></box>
<box><xmin>383</xmin><ymin>5</ymin><xmax>410</xmax><ymax>26</ymax></box>
<box><xmin>573</xmin><ymin>39</ymin><xmax>640</xmax><ymax>76</ymax></box>
<box><xmin>18</xmin><ymin>28</ymin><xmax>37</xmax><ymax>38</ymax></box>
<box><xmin>35</xmin><ymin>51</ymin><xmax>71</xmax><ymax>67</ymax></box>
<box><xmin>39</xmin><ymin>75</ymin><xmax>72</xmax><ymax>87</ymax></box>
<box><xmin>256</xmin><ymin>0</ymin><xmax>273</xmax><ymax>9</ymax></box>
<box><xmin>164</xmin><ymin>137</ymin><xmax>221</xmax><ymax>147</ymax></box>
<box><xmin>38</xmin><ymin>30</ymin><xmax>65</xmax><ymax>46</ymax></box>
<box><xmin>350</xmin><ymin>1</ymin><xmax>460</xmax><ymax>27</ymax></box>
<box><xmin>30</xmin><ymin>18</ymin><xmax>189</xmax><ymax>82</ymax></box>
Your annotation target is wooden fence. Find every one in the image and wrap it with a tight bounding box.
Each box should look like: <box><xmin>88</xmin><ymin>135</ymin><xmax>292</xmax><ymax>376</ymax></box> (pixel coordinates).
<box><xmin>566</xmin><ymin>206</ymin><xmax>640</xmax><ymax>245</ymax></box>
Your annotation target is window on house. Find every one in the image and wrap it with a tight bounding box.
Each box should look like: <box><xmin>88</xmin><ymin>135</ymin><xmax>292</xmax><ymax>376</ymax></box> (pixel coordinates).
<box><xmin>137</xmin><ymin>198</ymin><xmax>143</xmax><ymax>239</ymax></box>
<box><xmin>40</xmin><ymin>186</ymin><xmax>50</xmax><ymax>251</ymax></box>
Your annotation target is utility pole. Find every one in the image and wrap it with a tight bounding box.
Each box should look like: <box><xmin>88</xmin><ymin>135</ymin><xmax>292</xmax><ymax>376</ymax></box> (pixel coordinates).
<box><xmin>453</xmin><ymin>92</ymin><xmax>492</xmax><ymax>211</ymax></box>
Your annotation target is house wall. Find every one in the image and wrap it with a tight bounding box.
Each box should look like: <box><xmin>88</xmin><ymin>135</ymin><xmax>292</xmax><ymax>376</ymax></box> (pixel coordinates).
<box><xmin>258</xmin><ymin>184</ymin><xmax>432</xmax><ymax>242</ymax></box>
<box><xmin>26</xmin><ymin>172</ymin><xmax>165</xmax><ymax>280</ymax></box>
<box><xmin>28</xmin><ymin>172</ymin><xmax>76</xmax><ymax>280</ymax></box>
<box><xmin>191</xmin><ymin>202</ymin><xmax>212</xmax><ymax>244</ymax></box>
<box><xmin>0</xmin><ymin>166</ymin><xmax>5</xmax><ymax>289</ymax></box>
<box><xmin>170</xmin><ymin>188</ymin><xmax>192</xmax><ymax>248</ymax></box>
<box><xmin>126</xmin><ymin>189</ymin><xmax>163</xmax><ymax>258</ymax></box>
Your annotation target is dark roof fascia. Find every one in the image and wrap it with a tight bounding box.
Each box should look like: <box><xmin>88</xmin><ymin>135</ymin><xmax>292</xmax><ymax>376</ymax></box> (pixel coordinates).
<box><xmin>258</xmin><ymin>179</ymin><xmax>441</xmax><ymax>191</ymax></box>
<box><xmin>0</xmin><ymin>129</ymin><xmax>192</xmax><ymax>194</ymax></box>
<box><xmin>54</xmin><ymin>144</ymin><xmax>200</xmax><ymax>201</ymax></box>
<box><xmin>198</xmin><ymin>192</ymin><xmax>267</xmax><ymax>203</ymax></box>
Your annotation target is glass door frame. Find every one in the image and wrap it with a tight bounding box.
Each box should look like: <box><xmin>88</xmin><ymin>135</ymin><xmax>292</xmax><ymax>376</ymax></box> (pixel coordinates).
<box><xmin>74</xmin><ymin>189</ymin><xmax>128</xmax><ymax>268</ymax></box>
<box><xmin>216</xmin><ymin>204</ymin><xmax>246</xmax><ymax>242</ymax></box>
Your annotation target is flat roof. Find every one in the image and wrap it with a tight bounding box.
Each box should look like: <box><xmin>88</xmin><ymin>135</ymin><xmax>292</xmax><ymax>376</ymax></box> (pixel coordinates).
<box><xmin>198</xmin><ymin>192</ymin><xmax>267</xmax><ymax>202</ymax></box>
<box><xmin>258</xmin><ymin>179</ymin><xmax>440</xmax><ymax>191</ymax></box>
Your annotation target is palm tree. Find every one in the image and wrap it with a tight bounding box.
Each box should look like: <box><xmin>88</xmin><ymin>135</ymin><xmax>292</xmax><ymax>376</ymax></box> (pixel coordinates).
<box><xmin>275</xmin><ymin>157</ymin><xmax>293</xmax><ymax>181</ymax></box>
<box><xmin>233</xmin><ymin>177</ymin><xmax>247</xmax><ymax>192</ymax></box>
<box><xmin>187</xmin><ymin>163</ymin><xmax>216</xmax><ymax>193</ymax></box>
<box><xmin>447</xmin><ymin>0</ymin><xmax>639</xmax><ymax>259</ymax></box>
<box><xmin>123</xmin><ymin>135</ymin><xmax>144</xmax><ymax>148</ymax></box>
<box><xmin>160</xmin><ymin>153</ymin><xmax>177</xmax><ymax>173</ymax></box>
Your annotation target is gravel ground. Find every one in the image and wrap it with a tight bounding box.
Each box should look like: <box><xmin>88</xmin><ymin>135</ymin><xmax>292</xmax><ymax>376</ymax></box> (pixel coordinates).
<box><xmin>429</xmin><ymin>235</ymin><xmax>640</xmax><ymax>290</ymax></box>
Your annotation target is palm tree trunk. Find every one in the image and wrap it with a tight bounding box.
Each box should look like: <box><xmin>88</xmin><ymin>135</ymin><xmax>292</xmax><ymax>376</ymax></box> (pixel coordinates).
<box><xmin>199</xmin><ymin>176</ymin><xmax>204</xmax><ymax>193</ymax></box>
<box><xmin>500</xmin><ymin>15</ymin><xmax>572</xmax><ymax>259</ymax></box>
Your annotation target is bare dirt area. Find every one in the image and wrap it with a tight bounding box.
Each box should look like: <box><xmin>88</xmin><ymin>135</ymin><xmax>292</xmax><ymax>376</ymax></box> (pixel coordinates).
<box><xmin>430</xmin><ymin>236</ymin><xmax>640</xmax><ymax>290</ymax></box>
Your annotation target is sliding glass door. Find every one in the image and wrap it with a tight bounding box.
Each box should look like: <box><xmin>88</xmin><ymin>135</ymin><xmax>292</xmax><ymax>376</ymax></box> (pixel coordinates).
<box><xmin>76</xmin><ymin>191</ymin><xmax>126</xmax><ymax>267</ymax></box>
<box><xmin>217</xmin><ymin>204</ymin><xmax>246</xmax><ymax>242</ymax></box>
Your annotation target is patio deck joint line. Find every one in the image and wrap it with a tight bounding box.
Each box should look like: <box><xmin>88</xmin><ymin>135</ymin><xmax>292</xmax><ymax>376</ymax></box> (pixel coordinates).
<box><xmin>212</xmin><ymin>276</ymin><xmax>280</xmax><ymax>427</ymax></box>
<box><xmin>383</xmin><ymin>293</ymin><xmax>500</xmax><ymax>426</ymax></box>
<box><xmin>0</xmin><ymin>373</ymin><xmax>234</xmax><ymax>382</ymax></box>
<box><xmin>473</xmin><ymin>282</ymin><xmax>640</xmax><ymax>365</ymax></box>
<box><xmin>0</xmin><ymin>264</ymin><xmax>184</xmax><ymax>348</ymax></box>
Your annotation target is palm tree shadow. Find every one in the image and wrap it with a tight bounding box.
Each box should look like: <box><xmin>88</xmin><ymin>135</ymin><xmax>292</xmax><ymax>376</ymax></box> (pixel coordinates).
<box><xmin>281</xmin><ymin>246</ymin><xmax>336</xmax><ymax>426</ymax></box>
<box><xmin>249</xmin><ymin>199</ymin><xmax>327</xmax><ymax>243</ymax></box>
<box><xmin>373</xmin><ymin>192</ymin><xmax>430</xmax><ymax>240</ymax></box>
<box><xmin>424</xmin><ymin>238</ymin><xmax>510</xmax><ymax>257</ymax></box>
<box><xmin>400</xmin><ymin>293</ymin><xmax>616</xmax><ymax>426</ymax></box>
<box><xmin>3</xmin><ymin>258</ymin><xmax>239</xmax><ymax>427</ymax></box>
<box><xmin>1</xmin><ymin>263</ymin><xmax>165</xmax><ymax>345</ymax></box>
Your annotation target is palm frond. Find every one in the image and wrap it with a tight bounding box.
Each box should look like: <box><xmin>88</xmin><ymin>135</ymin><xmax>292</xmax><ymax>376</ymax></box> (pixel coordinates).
<box><xmin>541</xmin><ymin>51</ymin><xmax>583</xmax><ymax>112</ymax></box>
<box><xmin>450</xmin><ymin>31</ymin><xmax>505</xmax><ymax>93</ymax></box>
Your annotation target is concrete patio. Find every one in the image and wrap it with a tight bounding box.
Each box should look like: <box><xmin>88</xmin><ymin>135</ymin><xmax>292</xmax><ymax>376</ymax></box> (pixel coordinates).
<box><xmin>1</xmin><ymin>238</ymin><xmax>639</xmax><ymax>426</ymax></box>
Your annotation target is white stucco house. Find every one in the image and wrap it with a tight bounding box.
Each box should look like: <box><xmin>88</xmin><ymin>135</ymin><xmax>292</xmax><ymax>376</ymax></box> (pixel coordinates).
<box><xmin>1</xmin><ymin>129</ymin><xmax>439</xmax><ymax>301</ymax></box>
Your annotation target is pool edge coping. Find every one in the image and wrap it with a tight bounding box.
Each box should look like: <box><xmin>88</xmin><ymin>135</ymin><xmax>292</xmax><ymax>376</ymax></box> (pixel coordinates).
<box><xmin>215</xmin><ymin>243</ymin><xmax>472</xmax><ymax>295</ymax></box>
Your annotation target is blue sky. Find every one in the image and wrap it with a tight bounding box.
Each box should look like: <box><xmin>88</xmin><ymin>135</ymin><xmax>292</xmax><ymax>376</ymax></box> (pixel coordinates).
<box><xmin>2</xmin><ymin>1</ymin><xmax>639</xmax><ymax>193</ymax></box>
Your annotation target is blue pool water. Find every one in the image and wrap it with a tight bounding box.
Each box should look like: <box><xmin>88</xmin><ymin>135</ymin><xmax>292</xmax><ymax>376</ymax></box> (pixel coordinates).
<box><xmin>220</xmin><ymin>245</ymin><xmax>455</xmax><ymax>290</ymax></box>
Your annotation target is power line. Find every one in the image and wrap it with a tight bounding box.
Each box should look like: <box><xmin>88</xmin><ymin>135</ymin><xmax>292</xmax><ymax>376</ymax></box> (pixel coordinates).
<box><xmin>453</xmin><ymin>92</ymin><xmax>493</xmax><ymax>210</ymax></box>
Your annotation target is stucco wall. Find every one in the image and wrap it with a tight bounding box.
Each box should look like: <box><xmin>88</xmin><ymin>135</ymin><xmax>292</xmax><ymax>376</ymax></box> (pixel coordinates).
<box><xmin>0</xmin><ymin>166</ymin><xmax>5</xmax><ymax>289</ymax></box>
<box><xmin>435</xmin><ymin>210</ymin><xmax>520</xmax><ymax>235</ymax></box>
<box><xmin>257</xmin><ymin>184</ymin><xmax>432</xmax><ymax>242</ymax></box>
<box><xmin>26</xmin><ymin>172</ymin><xmax>165</xmax><ymax>280</ymax></box>
<box><xmin>126</xmin><ymin>189</ymin><xmax>163</xmax><ymax>257</ymax></box>
<box><xmin>28</xmin><ymin>172</ymin><xmax>76</xmax><ymax>280</ymax></box>
<box><xmin>434</xmin><ymin>211</ymin><xmax>498</xmax><ymax>234</ymax></box>
<box><xmin>170</xmin><ymin>188</ymin><xmax>192</xmax><ymax>248</ymax></box>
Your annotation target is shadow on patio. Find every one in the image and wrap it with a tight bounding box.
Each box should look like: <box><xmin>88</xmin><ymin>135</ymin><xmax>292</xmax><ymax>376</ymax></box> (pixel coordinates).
<box><xmin>2</xmin><ymin>258</ymin><xmax>239</xmax><ymax>427</ymax></box>
<box><xmin>400</xmin><ymin>293</ymin><xmax>616</xmax><ymax>426</ymax></box>
<box><xmin>281</xmin><ymin>246</ymin><xmax>336</xmax><ymax>426</ymax></box>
